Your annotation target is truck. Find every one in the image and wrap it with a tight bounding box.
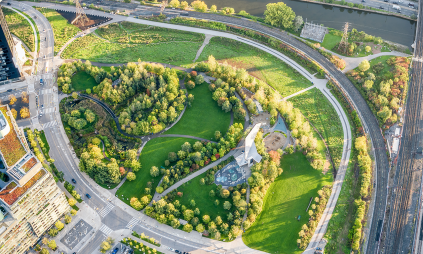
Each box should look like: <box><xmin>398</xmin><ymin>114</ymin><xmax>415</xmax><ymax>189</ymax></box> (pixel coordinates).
<box><xmin>393</xmin><ymin>4</ymin><xmax>401</xmax><ymax>10</ymax></box>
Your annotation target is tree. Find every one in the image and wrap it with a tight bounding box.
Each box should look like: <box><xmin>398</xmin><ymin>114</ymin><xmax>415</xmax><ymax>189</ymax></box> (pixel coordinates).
<box><xmin>377</xmin><ymin>106</ymin><xmax>392</xmax><ymax>124</ymax></box>
<box><xmin>130</xmin><ymin>197</ymin><xmax>143</xmax><ymax>210</ymax></box>
<box><xmin>215</xmin><ymin>216</ymin><xmax>223</xmax><ymax>225</ymax></box>
<box><xmin>203</xmin><ymin>215</ymin><xmax>211</xmax><ymax>223</ymax></box>
<box><xmin>196</xmin><ymin>223</ymin><xmax>205</xmax><ymax>233</ymax></box>
<box><xmin>186</xmin><ymin>80</ymin><xmax>195</xmax><ymax>89</ymax></box>
<box><xmin>190</xmin><ymin>199</ymin><xmax>196</xmax><ymax>207</ymax></box>
<box><xmin>100</xmin><ymin>237</ymin><xmax>114</xmax><ymax>253</ymax></box>
<box><xmin>214</xmin><ymin>199</ymin><xmax>220</xmax><ymax>206</ymax></box>
<box><xmin>10</xmin><ymin>108</ymin><xmax>17</xmax><ymax>119</ymax></box>
<box><xmin>168</xmin><ymin>152</ymin><xmax>177</xmax><ymax>162</ymax></box>
<box><xmin>264</xmin><ymin>2</ymin><xmax>296</xmax><ymax>29</ymax></box>
<box><xmin>9</xmin><ymin>94</ymin><xmax>17</xmax><ymax>105</ymax></box>
<box><xmin>181</xmin><ymin>142</ymin><xmax>191</xmax><ymax>152</ymax></box>
<box><xmin>55</xmin><ymin>220</ymin><xmax>64</xmax><ymax>231</ymax></box>
<box><xmin>220</xmin><ymin>188</ymin><xmax>230</xmax><ymax>198</ymax></box>
<box><xmin>48</xmin><ymin>228</ymin><xmax>59</xmax><ymax>237</ymax></box>
<box><xmin>47</xmin><ymin>240</ymin><xmax>57</xmax><ymax>250</ymax></box>
<box><xmin>184</xmin><ymin>209</ymin><xmax>194</xmax><ymax>221</ymax></box>
<box><xmin>150</xmin><ymin>166</ymin><xmax>159</xmax><ymax>177</ymax></box>
<box><xmin>293</xmin><ymin>16</ymin><xmax>303</xmax><ymax>31</ymax></box>
<box><xmin>209</xmin><ymin>190</ymin><xmax>215</xmax><ymax>197</ymax></box>
<box><xmin>127</xmin><ymin>172</ymin><xmax>136</xmax><ymax>181</ymax></box>
<box><xmin>64</xmin><ymin>215</ymin><xmax>72</xmax><ymax>224</ymax></box>
<box><xmin>72</xmin><ymin>92</ymin><xmax>78</xmax><ymax>99</ymax></box>
<box><xmin>210</xmin><ymin>4</ymin><xmax>217</xmax><ymax>12</ymax></box>
<box><xmin>20</xmin><ymin>107</ymin><xmax>30</xmax><ymax>118</ymax></box>
<box><xmin>358</xmin><ymin>60</ymin><xmax>370</xmax><ymax>72</ymax></box>
<box><xmin>214</xmin><ymin>131</ymin><xmax>221</xmax><ymax>140</ymax></box>
<box><xmin>86</xmin><ymin>88</ymin><xmax>92</xmax><ymax>94</ymax></box>
<box><xmin>169</xmin><ymin>0</ymin><xmax>180</xmax><ymax>7</ymax></box>
<box><xmin>71</xmin><ymin>209</ymin><xmax>78</xmax><ymax>216</ymax></box>
<box><xmin>40</xmin><ymin>249</ymin><xmax>50</xmax><ymax>254</ymax></box>
<box><xmin>68</xmin><ymin>198</ymin><xmax>76</xmax><ymax>206</ymax></box>
<box><xmin>365</xmin><ymin>45</ymin><xmax>371</xmax><ymax>52</ymax></box>
<box><xmin>183</xmin><ymin>223</ymin><xmax>193</xmax><ymax>232</ymax></box>
<box><xmin>195</xmin><ymin>74</ymin><xmax>204</xmax><ymax>85</ymax></box>
<box><xmin>223</xmin><ymin>201</ymin><xmax>232</xmax><ymax>210</ymax></box>
<box><xmin>191</xmin><ymin>0</ymin><xmax>207</xmax><ymax>12</ymax></box>
<box><xmin>180</xmin><ymin>1</ymin><xmax>189</xmax><ymax>9</ymax></box>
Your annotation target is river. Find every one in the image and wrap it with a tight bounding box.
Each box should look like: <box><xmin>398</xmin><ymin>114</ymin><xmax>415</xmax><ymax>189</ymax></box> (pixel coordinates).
<box><xmin>202</xmin><ymin>0</ymin><xmax>416</xmax><ymax>47</ymax></box>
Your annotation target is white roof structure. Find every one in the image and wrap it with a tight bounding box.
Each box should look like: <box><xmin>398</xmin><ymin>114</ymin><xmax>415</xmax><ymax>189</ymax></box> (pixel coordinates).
<box><xmin>395</xmin><ymin>127</ymin><xmax>401</xmax><ymax>136</ymax></box>
<box><xmin>236</xmin><ymin>123</ymin><xmax>262</xmax><ymax>166</ymax></box>
<box><xmin>392</xmin><ymin>138</ymin><xmax>400</xmax><ymax>153</ymax></box>
<box><xmin>254</xmin><ymin>99</ymin><xmax>263</xmax><ymax>113</ymax></box>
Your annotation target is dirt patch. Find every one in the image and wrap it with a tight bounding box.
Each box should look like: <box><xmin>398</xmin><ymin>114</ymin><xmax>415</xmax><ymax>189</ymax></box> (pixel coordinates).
<box><xmin>251</xmin><ymin>112</ymin><xmax>271</xmax><ymax>126</ymax></box>
<box><xmin>241</xmin><ymin>87</ymin><xmax>254</xmax><ymax>99</ymax></box>
<box><xmin>264</xmin><ymin>132</ymin><xmax>287</xmax><ymax>151</ymax></box>
<box><xmin>322</xmin><ymin>153</ymin><xmax>331</xmax><ymax>175</ymax></box>
<box><xmin>366</xmin><ymin>42</ymin><xmax>382</xmax><ymax>54</ymax></box>
<box><xmin>56</xmin><ymin>10</ymin><xmax>112</xmax><ymax>31</ymax></box>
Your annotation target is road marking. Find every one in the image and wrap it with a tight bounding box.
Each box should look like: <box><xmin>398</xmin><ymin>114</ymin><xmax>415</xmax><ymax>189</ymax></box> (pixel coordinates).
<box><xmin>42</xmin><ymin>120</ymin><xmax>57</xmax><ymax>129</ymax></box>
<box><xmin>98</xmin><ymin>203</ymin><xmax>114</xmax><ymax>218</ymax></box>
<box><xmin>40</xmin><ymin>88</ymin><xmax>52</xmax><ymax>94</ymax></box>
<box><xmin>99</xmin><ymin>224</ymin><xmax>113</xmax><ymax>236</ymax></box>
<box><xmin>126</xmin><ymin>217</ymin><xmax>140</xmax><ymax>230</ymax></box>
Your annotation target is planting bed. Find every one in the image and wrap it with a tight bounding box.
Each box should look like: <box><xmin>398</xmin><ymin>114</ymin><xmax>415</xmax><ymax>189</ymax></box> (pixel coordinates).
<box><xmin>56</xmin><ymin>10</ymin><xmax>112</xmax><ymax>30</ymax></box>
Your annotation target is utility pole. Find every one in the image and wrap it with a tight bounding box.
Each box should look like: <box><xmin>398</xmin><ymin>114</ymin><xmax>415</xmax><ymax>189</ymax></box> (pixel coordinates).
<box><xmin>72</xmin><ymin>0</ymin><xmax>89</xmax><ymax>26</ymax></box>
<box><xmin>160</xmin><ymin>0</ymin><xmax>168</xmax><ymax>14</ymax></box>
<box><xmin>338</xmin><ymin>22</ymin><xmax>349</xmax><ymax>54</ymax></box>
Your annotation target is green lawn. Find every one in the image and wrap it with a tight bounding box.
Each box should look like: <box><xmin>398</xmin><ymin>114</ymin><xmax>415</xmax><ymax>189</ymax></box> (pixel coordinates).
<box><xmin>368</xmin><ymin>55</ymin><xmax>392</xmax><ymax>72</ymax></box>
<box><xmin>321</xmin><ymin>33</ymin><xmax>342</xmax><ymax>50</ymax></box>
<box><xmin>288</xmin><ymin>88</ymin><xmax>344</xmax><ymax>168</ymax></box>
<box><xmin>62</xmin><ymin>34</ymin><xmax>202</xmax><ymax>65</ymax></box>
<box><xmin>71</xmin><ymin>72</ymin><xmax>97</xmax><ymax>91</ymax></box>
<box><xmin>116</xmin><ymin>137</ymin><xmax>196</xmax><ymax>205</ymax></box>
<box><xmin>243</xmin><ymin>152</ymin><xmax>333</xmax><ymax>254</ymax></box>
<box><xmin>101</xmin><ymin>66</ymin><xmax>111</xmax><ymax>72</ymax></box>
<box><xmin>164</xmin><ymin>82</ymin><xmax>232</xmax><ymax>140</ymax></box>
<box><xmin>196</xmin><ymin>37</ymin><xmax>312</xmax><ymax>97</ymax></box>
<box><xmin>36</xmin><ymin>7</ymin><xmax>80</xmax><ymax>54</ymax></box>
<box><xmin>174</xmin><ymin>170</ymin><xmax>235</xmax><ymax>224</ymax></box>
<box><xmin>3</xmin><ymin>7</ymin><xmax>36</xmax><ymax>52</ymax></box>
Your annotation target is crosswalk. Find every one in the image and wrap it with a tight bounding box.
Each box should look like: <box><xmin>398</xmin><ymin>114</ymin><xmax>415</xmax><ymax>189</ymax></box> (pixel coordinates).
<box><xmin>41</xmin><ymin>107</ymin><xmax>55</xmax><ymax>114</ymax></box>
<box><xmin>98</xmin><ymin>203</ymin><xmax>114</xmax><ymax>218</ymax></box>
<box><xmin>126</xmin><ymin>217</ymin><xmax>140</xmax><ymax>230</ymax></box>
<box><xmin>42</xmin><ymin>120</ymin><xmax>57</xmax><ymax>129</ymax></box>
<box><xmin>99</xmin><ymin>224</ymin><xmax>113</xmax><ymax>236</ymax></box>
<box><xmin>40</xmin><ymin>88</ymin><xmax>53</xmax><ymax>94</ymax></box>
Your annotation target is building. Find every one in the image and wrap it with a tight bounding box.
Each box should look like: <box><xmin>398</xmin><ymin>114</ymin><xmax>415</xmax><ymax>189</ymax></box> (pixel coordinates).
<box><xmin>0</xmin><ymin>7</ymin><xmax>22</xmax><ymax>81</ymax></box>
<box><xmin>235</xmin><ymin>123</ymin><xmax>262</xmax><ymax>167</ymax></box>
<box><xmin>0</xmin><ymin>105</ymin><xmax>69</xmax><ymax>254</ymax></box>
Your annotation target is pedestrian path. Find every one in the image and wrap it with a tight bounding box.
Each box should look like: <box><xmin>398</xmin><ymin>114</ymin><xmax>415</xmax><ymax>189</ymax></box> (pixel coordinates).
<box><xmin>282</xmin><ymin>85</ymin><xmax>316</xmax><ymax>100</ymax></box>
<box><xmin>99</xmin><ymin>224</ymin><xmax>113</xmax><ymax>236</ymax></box>
<box><xmin>42</xmin><ymin>107</ymin><xmax>55</xmax><ymax>114</ymax></box>
<box><xmin>98</xmin><ymin>203</ymin><xmax>114</xmax><ymax>218</ymax></box>
<box><xmin>42</xmin><ymin>120</ymin><xmax>57</xmax><ymax>129</ymax></box>
<box><xmin>126</xmin><ymin>217</ymin><xmax>140</xmax><ymax>230</ymax></box>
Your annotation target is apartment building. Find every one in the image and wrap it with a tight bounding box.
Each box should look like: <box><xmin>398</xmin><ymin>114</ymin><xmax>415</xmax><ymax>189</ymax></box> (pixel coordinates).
<box><xmin>0</xmin><ymin>105</ymin><xmax>69</xmax><ymax>253</ymax></box>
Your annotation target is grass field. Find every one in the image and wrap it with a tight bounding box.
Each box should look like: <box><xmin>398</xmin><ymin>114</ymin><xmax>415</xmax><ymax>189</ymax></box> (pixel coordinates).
<box><xmin>164</xmin><ymin>82</ymin><xmax>232</xmax><ymax>140</ymax></box>
<box><xmin>71</xmin><ymin>72</ymin><xmax>97</xmax><ymax>91</ymax></box>
<box><xmin>174</xmin><ymin>170</ymin><xmax>235</xmax><ymax>224</ymax></box>
<box><xmin>62</xmin><ymin>34</ymin><xmax>202</xmax><ymax>65</ymax></box>
<box><xmin>243</xmin><ymin>152</ymin><xmax>333</xmax><ymax>253</ymax></box>
<box><xmin>321</xmin><ymin>33</ymin><xmax>342</xmax><ymax>50</ymax></box>
<box><xmin>97</xmin><ymin>22</ymin><xmax>204</xmax><ymax>44</ymax></box>
<box><xmin>196</xmin><ymin>37</ymin><xmax>312</xmax><ymax>97</ymax></box>
<box><xmin>116</xmin><ymin>137</ymin><xmax>196</xmax><ymax>205</ymax></box>
<box><xmin>3</xmin><ymin>7</ymin><xmax>36</xmax><ymax>52</ymax></box>
<box><xmin>289</xmin><ymin>88</ymin><xmax>344</xmax><ymax>168</ymax></box>
<box><xmin>36</xmin><ymin>7</ymin><xmax>80</xmax><ymax>54</ymax></box>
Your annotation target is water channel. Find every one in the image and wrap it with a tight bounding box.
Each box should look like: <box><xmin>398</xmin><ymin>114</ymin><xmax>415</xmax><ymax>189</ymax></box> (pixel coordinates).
<box><xmin>202</xmin><ymin>0</ymin><xmax>416</xmax><ymax>47</ymax></box>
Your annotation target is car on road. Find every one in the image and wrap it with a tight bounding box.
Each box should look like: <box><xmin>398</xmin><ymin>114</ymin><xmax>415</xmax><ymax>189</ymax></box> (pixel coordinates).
<box><xmin>7</xmin><ymin>89</ymin><xmax>12</xmax><ymax>92</ymax></box>
<box><xmin>34</xmin><ymin>16</ymin><xmax>37</xmax><ymax>19</ymax></box>
<box><xmin>361</xmin><ymin>0</ymin><xmax>365</xmax><ymax>2</ymax></box>
<box><xmin>175</xmin><ymin>251</ymin><xmax>182</xmax><ymax>254</ymax></box>
<box><xmin>112</xmin><ymin>248</ymin><xmax>119</xmax><ymax>254</ymax></box>
<box><xmin>41</xmin><ymin>104</ymin><xmax>44</xmax><ymax>108</ymax></box>
<box><xmin>85</xmin><ymin>193</ymin><xmax>91</xmax><ymax>199</ymax></box>
<box><xmin>383</xmin><ymin>0</ymin><xmax>388</xmax><ymax>2</ymax></box>
<box><xmin>379</xmin><ymin>6</ymin><xmax>385</xmax><ymax>9</ymax></box>
<box><xmin>393</xmin><ymin>1</ymin><xmax>398</xmax><ymax>3</ymax></box>
<box><xmin>72</xmin><ymin>179</ymin><xmax>76</xmax><ymax>184</ymax></box>
<box><xmin>168</xmin><ymin>248</ymin><xmax>175</xmax><ymax>251</ymax></box>
<box><xmin>6</xmin><ymin>3</ymin><xmax>11</xmax><ymax>5</ymax></box>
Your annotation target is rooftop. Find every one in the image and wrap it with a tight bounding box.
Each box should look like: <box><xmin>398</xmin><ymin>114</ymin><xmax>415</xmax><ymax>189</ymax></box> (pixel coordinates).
<box><xmin>21</xmin><ymin>157</ymin><xmax>37</xmax><ymax>173</ymax></box>
<box><xmin>0</xmin><ymin>106</ymin><xmax>27</xmax><ymax>167</ymax></box>
<box><xmin>0</xmin><ymin>168</ymin><xmax>46</xmax><ymax>206</ymax></box>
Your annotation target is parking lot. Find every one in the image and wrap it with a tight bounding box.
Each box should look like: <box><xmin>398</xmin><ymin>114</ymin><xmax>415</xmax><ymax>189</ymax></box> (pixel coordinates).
<box><xmin>60</xmin><ymin>219</ymin><xmax>93</xmax><ymax>250</ymax></box>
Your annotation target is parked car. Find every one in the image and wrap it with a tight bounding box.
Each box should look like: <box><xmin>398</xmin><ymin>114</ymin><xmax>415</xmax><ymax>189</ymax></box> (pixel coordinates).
<box><xmin>86</xmin><ymin>193</ymin><xmax>91</xmax><ymax>199</ymax></box>
<box><xmin>379</xmin><ymin>6</ymin><xmax>385</xmax><ymax>9</ymax></box>
<box><xmin>6</xmin><ymin>3</ymin><xmax>11</xmax><ymax>5</ymax></box>
<box><xmin>175</xmin><ymin>251</ymin><xmax>182</xmax><ymax>254</ymax></box>
<box><xmin>112</xmin><ymin>248</ymin><xmax>119</xmax><ymax>254</ymax></box>
<box><xmin>393</xmin><ymin>1</ymin><xmax>398</xmax><ymax>4</ymax></box>
<box><xmin>72</xmin><ymin>179</ymin><xmax>76</xmax><ymax>184</ymax></box>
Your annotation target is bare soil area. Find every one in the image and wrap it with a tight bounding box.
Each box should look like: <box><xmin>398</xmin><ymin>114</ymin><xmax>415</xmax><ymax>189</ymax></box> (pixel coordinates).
<box><xmin>57</xmin><ymin>10</ymin><xmax>112</xmax><ymax>30</ymax></box>
<box><xmin>264</xmin><ymin>132</ymin><xmax>287</xmax><ymax>151</ymax></box>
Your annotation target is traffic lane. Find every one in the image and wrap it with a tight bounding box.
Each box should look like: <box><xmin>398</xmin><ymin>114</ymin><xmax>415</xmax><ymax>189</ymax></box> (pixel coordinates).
<box><xmin>79</xmin><ymin>230</ymin><xmax>106</xmax><ymax>254</ymax></box>
<box><xmin>45</xmin><ymin>125</ymin><xmax>107</xmax><ymax>210</ymax></box>
<box><xmin>132</xmin><ymin>223</ymin><xmax>211</xmax><ymax>252</ymax></box>
<box><xmin>104</xmin><ymin>207</ymin><xmax>131</xmax><ymax>230</ymax></box>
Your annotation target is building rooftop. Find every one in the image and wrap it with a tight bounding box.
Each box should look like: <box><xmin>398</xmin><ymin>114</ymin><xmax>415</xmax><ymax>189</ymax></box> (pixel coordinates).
<box><xmin>0</xmin><ymin>168</ymin><xmax>46</xmax><ymax>206</ymax></box>
<box><xmin>0</xmin><ymin>106</ymin><xmax>27</xmax><ymax>167</ymax></box>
